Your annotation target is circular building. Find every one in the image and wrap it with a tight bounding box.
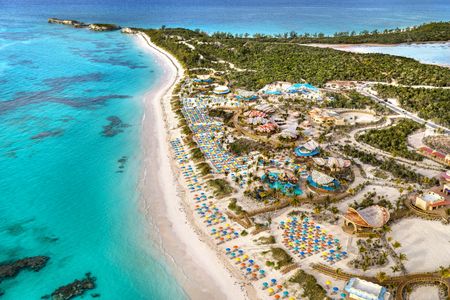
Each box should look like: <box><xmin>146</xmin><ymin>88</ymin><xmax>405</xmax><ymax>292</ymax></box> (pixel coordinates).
<box><xmin>294</xmin><ymin>140</ymin><xmax>320</xmax><ymax>157</ymax></box>
<box><xmin>343</xmin><ymin>205</ymin><xmax>390</xmax><ymax>234</ymax></box>
<box><xmin>213</xmin><ymin>85</ymin><xmax>230</xmax><ymax>95</ymax></box>
<box><xmin>307</xmin><ymin>170</ymin><xmax>340</xmax><ymax>192</ymax></box>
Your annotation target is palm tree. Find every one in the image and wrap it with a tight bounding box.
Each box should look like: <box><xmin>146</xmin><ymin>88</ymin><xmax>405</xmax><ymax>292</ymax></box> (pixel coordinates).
<box><xmin>439</xmin><ymin>266</ymin><xmax>450</xmax><ymax>279</ymax></box>
<box><xmin>291</xmin><ymin>198</ymin><xmax>301</xmax><ymax>207</ymax></box>
<box><xmin>398</xmin><ymin>253</ymin><xmax>408</xmax><ymax>263</ymax></box>
<box><xmin>390</xmin><ymin>265</ymin><xmax>400</xmax><ymax>274</ymax></box>
<box><xmin>376</xmin><ymin>271</ymin><xmax>388</xmax><ymax>283</ymax></box>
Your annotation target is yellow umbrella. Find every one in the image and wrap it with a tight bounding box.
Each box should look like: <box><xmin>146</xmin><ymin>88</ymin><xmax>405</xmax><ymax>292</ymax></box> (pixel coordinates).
<box><xmin>267</xmin><ymin>288</ymin><xmax>274</xmax><ymax>294</ymax></box>
<box><xmin>325</xmin><ymin>280</ymin><xmax>331</xmax><ymax>285</ymax></box>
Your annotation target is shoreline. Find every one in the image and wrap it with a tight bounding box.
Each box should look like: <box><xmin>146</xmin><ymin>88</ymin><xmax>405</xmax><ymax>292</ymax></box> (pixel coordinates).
<box><xmin>304</xmin><ymin>41</ymin><xmax>450</xmax><ymax>68</ymax></box>
<box><xmin>135</xmin><ymin>32</ymin><xmax>251</xmax><ymax>299</ymax></box>
<box><xmin>303</xmin><ymin>40</ymin><xmax>450</xmax><ymax>48</ymax></box>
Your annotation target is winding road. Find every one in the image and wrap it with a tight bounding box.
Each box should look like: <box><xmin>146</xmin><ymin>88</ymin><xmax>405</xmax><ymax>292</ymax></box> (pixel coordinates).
<box><xmin>356</xmin><ymin>84</ymin><xmax>450</xmax><ymax>135</ymax></box>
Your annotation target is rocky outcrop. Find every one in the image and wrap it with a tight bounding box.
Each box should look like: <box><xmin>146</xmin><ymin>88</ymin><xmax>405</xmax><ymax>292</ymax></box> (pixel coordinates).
<box><xmin>121</xmin><ymin>27</ymin><xmax>138</xmax><ymax>34</ymax></box>
<box><xmin>0</xmin><ymin>256</ymin><xmax>50</xmax><ymax>283</ymax></box>
<box><xmin>88</xmin><ymin>23</ymin><xmax>121</xmax><ymax>32</ymax></box>
<box><xmin>43</xmin><ymin>273</ymin><xmax>96</xmax><ymax>300</ymax></box>
<box><xmin>48</xmin><ymin>18</ymin><xmax>87</xmax><ymax>28</ymax></box>
<box><xmin>48</xmin><ymin>18</ymin><xmax>120</xmax><ymax>31</ymax></box>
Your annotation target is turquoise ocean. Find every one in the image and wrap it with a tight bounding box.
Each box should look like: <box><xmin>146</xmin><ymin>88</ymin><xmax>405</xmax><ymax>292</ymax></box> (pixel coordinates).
<box><xmin>0</xmin><ymin>1</ymin><xmax>449</xmax><ymax>299</ymax></box>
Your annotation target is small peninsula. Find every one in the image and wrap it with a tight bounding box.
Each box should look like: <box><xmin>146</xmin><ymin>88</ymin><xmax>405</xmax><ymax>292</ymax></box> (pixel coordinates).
<box><xmin>48</xmin><ymin>18</ymin><xmax>120</xmax><ymax>31</ymax></box>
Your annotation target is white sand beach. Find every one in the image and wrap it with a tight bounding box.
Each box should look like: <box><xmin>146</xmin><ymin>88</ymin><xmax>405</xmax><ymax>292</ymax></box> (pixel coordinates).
<box><xmin>135</xmin><ymin>32</ymin><xmax>249</xmax><ymax>299</ymax></box>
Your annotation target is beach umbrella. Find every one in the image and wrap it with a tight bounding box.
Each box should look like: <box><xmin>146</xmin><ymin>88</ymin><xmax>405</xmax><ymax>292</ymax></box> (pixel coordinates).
<box><xmin>267</xmin><ymin>288</ymin><xmax>274</xmax><ymax>294</ymax></box>
<box><xmin>274</xmin><ymin>294</ymin><xmax>280</xmax><ymax>299</ymax></box>
<box><xmin>341</xmin><ymin>293</ymin><xmax>346</xmax><ymax>298</ymax></box>
<box><xmin>333</xmin><ymin>287</ymin><xmax>339</xmax><ymax>292</ymax></box>
<box><xmin>271</xmin><ymin>279</ymin><xmax>277</xmax><ymax>284</ymax></box>
<box><xmin>263</xmin><ymin>282</ymin><xmax>269</xmax><ymax>288</ymax></box>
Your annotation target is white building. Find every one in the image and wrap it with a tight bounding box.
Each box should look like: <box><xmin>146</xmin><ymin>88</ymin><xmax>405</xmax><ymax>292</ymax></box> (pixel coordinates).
<box><xmin>344</xmin><ymin>278</ymin><xmax>391</xmax><ymax>300</ymax></box>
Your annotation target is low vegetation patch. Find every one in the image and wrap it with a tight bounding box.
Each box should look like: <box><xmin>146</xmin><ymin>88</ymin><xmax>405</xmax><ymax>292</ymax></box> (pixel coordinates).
<box><xmin>207</xmin><ymin>178</ymin><xmax>234</xmax><ymax>197</ymax></box>
<box><xmin>358</xmin><ymin>119</ymin><xmax>424</xmax><ymax>161</ymax></box>
<box><xmin>197</xmin><ymin>162</ymin><xmax>212</xmax><ymax>176</ymax></box>
<box><xmin>340</xmin><ymin>145</ymin><xmax>438</xmax><ymax>186</ymax></box>
<box><xmin>289</xmin><ymin>270</ymin><xmax>328</xmax><ymax>300</ymax></box>
<box><xmin>229</xmin><ymin>138</ymin><xmax>267</xmax><ymax>155</ymax></box>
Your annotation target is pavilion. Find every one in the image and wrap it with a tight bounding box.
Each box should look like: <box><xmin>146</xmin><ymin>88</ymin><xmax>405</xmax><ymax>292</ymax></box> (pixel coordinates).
<box><xmin>313</xmin><ymin>157</ymin><xmax>351</xmax><ymax>171</ymax></box>
<box><xmin>307</xmin><ymin>170</ymin><xmax>340</xmax><ymax>192</ymax></box>
<box><xmin>235</xmin><ymin>90</ymin><xmax>258</xmax><ymax>101</ymax></box>
<box><xmin>343</xmin><ymin>205</ymin><xmax>390</xmax><ymax>234</ymax></box>
<box><xmin>344</xmin><ymin>278</ymin><xmax>391</xmax><ymax>300</ymax></box>
<box><xmin>193</xmin><ymin>75</ymin><xmax>213</xmax><ymax>84</ymax></box>
<box><xmin>414</xmin><ymin>185</ymin><xmax>450</xmax><ymax>211</ymax></box>
<box><xmin>213</xmin><ymin>85</ymin><xmax>230</xmax><ymax>95</ymax></box>
<box><xmin>294</xmin><ymin>140</ymin><xmax>320</xmax><ymax>157</ymax></box>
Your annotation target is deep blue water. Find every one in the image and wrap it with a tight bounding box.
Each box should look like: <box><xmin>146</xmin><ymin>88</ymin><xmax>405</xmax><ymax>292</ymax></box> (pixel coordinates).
<box><xmin>0</xmin><ymin>1</ymin><xmax>449</xmax><ymax>300</ymax></box>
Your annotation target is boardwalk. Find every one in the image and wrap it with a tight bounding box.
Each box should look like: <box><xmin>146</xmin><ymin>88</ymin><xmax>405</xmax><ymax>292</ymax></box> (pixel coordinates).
<box><xmin>312</xmin><ymin>263</ymin><xmax>450</xmax><ymax>300</ymax></box>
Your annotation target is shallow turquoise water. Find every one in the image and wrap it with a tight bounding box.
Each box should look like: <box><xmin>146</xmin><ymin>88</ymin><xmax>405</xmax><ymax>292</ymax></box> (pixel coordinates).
<box><xmin>0</xmin><ymin>16</ymin><xmax>185</xmax><ymax>300</ymax></box>
<box><xmin>344</xmin><ymin>42</ymin><xmax>450</xmax><ymax>67</ymax></box>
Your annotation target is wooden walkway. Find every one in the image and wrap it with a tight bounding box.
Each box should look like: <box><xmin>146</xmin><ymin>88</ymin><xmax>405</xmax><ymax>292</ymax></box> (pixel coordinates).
<box><xmin>311</xmin><ymin>263</ymin><xmax>450</xmax><ymax>300</ymax></box>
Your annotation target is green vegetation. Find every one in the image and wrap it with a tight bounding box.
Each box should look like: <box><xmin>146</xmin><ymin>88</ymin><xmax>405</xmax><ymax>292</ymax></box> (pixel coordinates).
<box><xmin>229</xmin><ymin>138</ymin><xmax>267</xmax><ymax>155</ymax></box>
<box><xmin>340</xmin><ymin>145</ymin><xmax>438</xmax><ymax>186</ymax></box>
<box><xmin>197</xmin><ymin>162</ymin><xmax>212</xmax><ymax>176</ymax></box>
<box><xmin>358</xmin><ymin>119</ymin><xmax>424</xmax><ymax>161</ymax></box>
<box><xmin>190</xmin><ymin>147</ymin><xmax>205</xmax><ymax>160</ymax></box>
<box><xmin>207</xmin><ymin>178</ymin><xmax>234</xmax><ymax>197</ymax></box>
<box><xmin>256</xmin><ymin>235</ymin><xmax>276</xmax><ymax>245</ymax></box>
<box><xmin>142</xmin><ymin>28</ymin><xmax>450</xmax><ymax>89</ymax></box>
<box><xmin>208</xmin><ymin>108</ymin><xmax>234</xmax><ymax>124</ymax></box>
<box><xmin>374</xmin><ymin>85</ymin><xmax>450</xmax><ymax>127</ymax></box>
<box><xmin>286</xmin><ymin>21</ymin><xmax>450</xmax><ymax>44</ymax></box>
<box><xmin>350</xmin><ymin>192</ymin><xmax>393</xmax><ymax>211</ymax></box>
<box><xmin>325</xmin><ymin>91</ymin><xmax>389</xmax><ymax>113</ymax></box>
<box><xmin>350</xmin><ymin>239</ymin><xmax>388</xmax><ymax>271</ymax></box>
<box><xmin>269</xmin><ymin>248</ymin><xmax>293</xmax><ymax>270</ymax></box>
<box><xmin>289</xmin><ymin>270</ymin><xmax>328</xmax><ymax>300</ymax></box>
<box><xmin>227</xmin><ymin>198</ymin><xmax>244</xmax><ymax>214</ymax></box>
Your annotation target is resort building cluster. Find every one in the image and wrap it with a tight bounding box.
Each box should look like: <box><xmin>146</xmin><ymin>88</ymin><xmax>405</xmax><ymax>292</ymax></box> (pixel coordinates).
<box><xmin>167</xmin><ymin>70</ymin><xmax>450</xmax><ymax>300</ymax></box>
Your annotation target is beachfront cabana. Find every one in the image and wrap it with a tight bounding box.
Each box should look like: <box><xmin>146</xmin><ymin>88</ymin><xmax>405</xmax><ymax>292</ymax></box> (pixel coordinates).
<box><xmin>307</xmin><ymin>170</ymin><xmax>340</xmax><ymax>192</ymax></box>
<box><xmin>294</xmin><ymin>140</ymin><xmax>320</xmax><ymax>157</ymax></box>
<box><xmin>344</xmin><ymin>278</ymin><xmax>391</xmax><ymax>300</ymax></box>
<box><xmin>343</xmin><ymin>205</ymin><xmax>390</xmax><ymax>234</ymax></box>
<box><xmin>213</xmin><ymin>85</ymin><xmax>230</xmax><ymax>95</ymax></box>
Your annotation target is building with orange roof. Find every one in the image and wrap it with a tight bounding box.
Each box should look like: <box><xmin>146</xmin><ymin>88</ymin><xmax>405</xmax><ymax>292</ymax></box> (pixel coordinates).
<box><xmin>343</xmin><ymin>205</ymin><xmax>390</xmax><ymax>234</ymax></box>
